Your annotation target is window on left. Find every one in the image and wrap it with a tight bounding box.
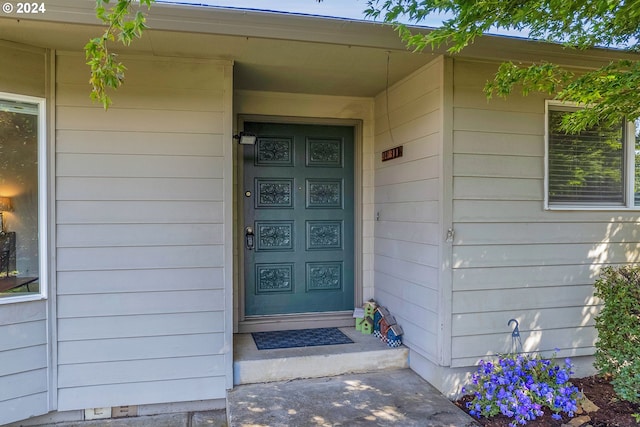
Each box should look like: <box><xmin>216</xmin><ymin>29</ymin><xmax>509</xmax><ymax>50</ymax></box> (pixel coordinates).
<box><xmin>0</xmin><ymin>94</ymin><xmax>46</xmax><ymax>301</ymax></box>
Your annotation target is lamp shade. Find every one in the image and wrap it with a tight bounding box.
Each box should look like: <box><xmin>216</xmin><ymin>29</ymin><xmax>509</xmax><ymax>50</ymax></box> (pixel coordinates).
<box><xmin>0</xmin><ymin>197</ymin><xmax>12</xmax><ymax>212</ymax></box>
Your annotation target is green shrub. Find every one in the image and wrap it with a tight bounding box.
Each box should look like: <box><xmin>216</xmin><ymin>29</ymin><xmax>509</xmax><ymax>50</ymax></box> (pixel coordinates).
<box><xmin>594</xmin><ymin>266</ymin><xmax>640</xmax><ymax>403</ymax></box>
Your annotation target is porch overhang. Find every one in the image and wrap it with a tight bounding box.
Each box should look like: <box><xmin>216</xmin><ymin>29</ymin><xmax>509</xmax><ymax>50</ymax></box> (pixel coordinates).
<box><xmin>0</xmin><ymin>0</ymin><xmax>440</xmax><ymax>97</ymax></box>
<box><xmin>4</xmin><ymin>0</ymin><xmax>634</xmax><ymax>100</ymax></box>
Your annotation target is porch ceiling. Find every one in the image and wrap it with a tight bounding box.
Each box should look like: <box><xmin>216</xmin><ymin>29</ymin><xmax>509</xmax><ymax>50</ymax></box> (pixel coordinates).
<box><xmin>0</xmin><ymin>17</ymin><xmax>436</xmax><ymax>97</ymax></box>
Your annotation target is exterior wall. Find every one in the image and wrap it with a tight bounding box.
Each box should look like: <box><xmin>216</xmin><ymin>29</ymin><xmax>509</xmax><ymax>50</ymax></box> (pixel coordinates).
<box><xmin>373</xmin><ymin>56</ymin><xmax>447</xmax><ymax>364</ymax></box>
<box><xmin>0</xmin><ymin>301</ymin><xmax>49</xmax><ymax>424</ymax></box>
<box><xmin>54</xmin><ymin>53</ymin><xmax>233</xmax><ymax>410</ymax></box>
<box><xmin>233</xmin><ymin>90</ymin><xmax>376</xmax><ymax>327</ymax></box>
<box><xmin>0</xmin><ymin>42</ymin><xmax>50</xmax><ymax>425</ymax></box>
<box><xmin>449</xmin><ymin>58</ymin><xmax>637</xmax><ymax>367</ymax></box>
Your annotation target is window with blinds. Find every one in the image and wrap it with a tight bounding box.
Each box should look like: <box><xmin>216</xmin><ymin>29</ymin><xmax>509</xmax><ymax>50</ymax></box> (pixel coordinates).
<box><xmin>547</xmin><ymin>105</ymin><xmax>638</xmax><ymax>207</ymax></box>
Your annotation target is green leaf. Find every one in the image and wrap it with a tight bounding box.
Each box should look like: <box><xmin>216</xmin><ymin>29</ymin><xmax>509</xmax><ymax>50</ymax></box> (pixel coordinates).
<box><xmin>86</xmin><ymin>0</ymin><xmax>155</xmax><ymax>109</ymax></box>
<box><xmin>367</xmin><ymin>0</ymin><xmax>640</xmax><ymax>132</ymax></box>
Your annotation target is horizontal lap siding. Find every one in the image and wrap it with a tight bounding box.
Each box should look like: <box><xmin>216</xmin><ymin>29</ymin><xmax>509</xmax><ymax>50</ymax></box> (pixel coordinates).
<box><xmin>0</xmin><ymin>42</ymin><xmax>45</xmax><ymax>97</ymax></box>
<box><xmin>450</xmin><ymin>59</ymin><xmax>639</xmax><ymax>367</ymax></box>
<box><xmin>55</xmin><ymin>53</ymin><xmax>231</xmax><ymax>410</ymax></box>
<box><xmin>374</xmin><ymin>57</ymin><xmax>443</xmax><ymax>360</ymax></box>
<box><xmin>58</xmin><ymin>377</ymin><xmax>227</xmax><ymax>410</ymax></box>
<box><xmin>0</xmin><ymin>43</ymin><xmax>50</xmax><ymax>425</ymax></box>
<box><xmin>0</xmin><ymin>302</ymin><xmax>48</xmax><ymax>424</ymax></box>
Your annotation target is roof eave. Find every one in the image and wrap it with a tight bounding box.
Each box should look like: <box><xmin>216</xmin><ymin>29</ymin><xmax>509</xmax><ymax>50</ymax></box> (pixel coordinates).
<box><xmin>13</xmin><ymin>0</ymin><xmax>639</xmax><ymax>64</ymax></box>
<box><xmin>24</xmin><ymin>0</ymin><xmax>414</xmax><ymax>51</ymax></box>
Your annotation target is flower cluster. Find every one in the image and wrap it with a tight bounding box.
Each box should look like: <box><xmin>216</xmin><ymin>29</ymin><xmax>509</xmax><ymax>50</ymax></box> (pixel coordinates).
<box><xmin>461</xmin><ymin>353</ymin><xmax>581</xmax><ymax>426</ymax></box>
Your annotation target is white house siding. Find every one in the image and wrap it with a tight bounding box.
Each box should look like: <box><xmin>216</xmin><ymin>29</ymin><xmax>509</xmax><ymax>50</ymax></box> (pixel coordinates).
<box><xmin>373</xmin><ymin>56</ymin><xmax>445</xmax><ymax>363</ymax></box>
<box><xmin>54</xmin><ymin>53</ymin><xmax>233</xmax><ymax>410</ymax></box>
<box><xmin>0</xmin><ymin>301</ymin><xmax>49</xmax><ymax>424</ymax></box>
<box><xmin>234</xmin><ymin>90</ymin><xmax>376</xmax><ymax>327</ymax></box>
<box><xmin>0</xmin><ymin>42</ymin><xmax>50</xmax><ymax>425</ymax></box>
<box><xmin>449</xmin><ymin>58</ymin><xmax>639</xmax><ymax>367</ymax></box>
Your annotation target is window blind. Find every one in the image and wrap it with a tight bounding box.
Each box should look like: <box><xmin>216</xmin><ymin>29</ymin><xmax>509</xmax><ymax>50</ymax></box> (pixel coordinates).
<box><xmin>548</xmin><ymin>109</ymin><xmax>625</xmax><ymax>205</ymax></box>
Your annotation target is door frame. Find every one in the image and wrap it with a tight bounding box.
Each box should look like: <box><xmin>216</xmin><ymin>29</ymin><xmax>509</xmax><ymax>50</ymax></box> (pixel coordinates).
<box><xmin>235</xmin><ymin>115</ymin><xmax>363</xmax><ymax>333</ymax></box>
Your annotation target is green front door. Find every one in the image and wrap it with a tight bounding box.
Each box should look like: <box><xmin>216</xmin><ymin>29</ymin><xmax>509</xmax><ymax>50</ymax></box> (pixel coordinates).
<box><xmin>243</xmin><ymin>122</ymin><xmax>355</xmax><ymax>316</ymax></box>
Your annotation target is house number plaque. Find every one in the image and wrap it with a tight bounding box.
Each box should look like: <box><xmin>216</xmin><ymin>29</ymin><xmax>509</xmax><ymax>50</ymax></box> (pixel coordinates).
<box><xmin>381</xmin><ymin>145</ymin><xmax>403</xmax><ymax>162</ymax></box>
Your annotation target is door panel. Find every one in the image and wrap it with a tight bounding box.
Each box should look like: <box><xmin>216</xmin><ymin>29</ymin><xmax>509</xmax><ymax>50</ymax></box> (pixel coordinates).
<box><xmin>243</xmin><ymin>123</ymin><xmax>354</xmax><ymax>316</ymax></box>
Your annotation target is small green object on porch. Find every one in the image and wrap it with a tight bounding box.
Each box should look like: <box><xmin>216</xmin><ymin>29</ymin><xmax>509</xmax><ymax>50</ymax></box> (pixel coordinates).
<box><xmin>361</xmin><ymin>317</ymin><xmax>374</xmax><ymax>335</ymax></box>
<box><xmin>364</xmin><ymin>299</ymin><xmax>377</xmax><ymax>317</ymax></box>
<box><xmin>353</xmin><ymin>307</ymin><xmax>365</xmax><ymax>331</ymax></box>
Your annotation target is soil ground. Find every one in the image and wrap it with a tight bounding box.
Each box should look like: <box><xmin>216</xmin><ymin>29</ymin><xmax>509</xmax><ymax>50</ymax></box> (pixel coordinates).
<box><xmin>455</xmin><ymin>375</ymin><xmax>640</xmax><ymax>427</ymax></box>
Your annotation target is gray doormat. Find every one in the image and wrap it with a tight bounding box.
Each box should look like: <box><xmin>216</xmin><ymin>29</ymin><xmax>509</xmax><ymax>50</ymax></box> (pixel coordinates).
<box><xmin>252</xmin><ymin>327</ymin><xmax>353</xmax><ymax>350</ymax></box>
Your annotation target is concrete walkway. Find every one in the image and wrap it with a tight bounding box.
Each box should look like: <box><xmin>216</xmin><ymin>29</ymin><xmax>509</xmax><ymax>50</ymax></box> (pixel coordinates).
<box><xmin>17</xmin><ymin>370</ymin><xmax>478</xmax><ymax>427</ymax></box>
<box><xmin>227</xmin><ymin>369</ymin><xmax>480</xmax><ymax>426</ymax></box>
<box><xmin>9</xmin><ymin>411</ymin><xmax>227</xmax><ymax>427</ymax></box>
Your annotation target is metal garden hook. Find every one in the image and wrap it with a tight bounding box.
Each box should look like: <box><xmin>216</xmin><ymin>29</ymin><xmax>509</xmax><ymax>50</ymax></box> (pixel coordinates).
<box><xmin>508</xmin><ymin>318</ymin><xmax>523</xmax><ymax>353</ymax></box>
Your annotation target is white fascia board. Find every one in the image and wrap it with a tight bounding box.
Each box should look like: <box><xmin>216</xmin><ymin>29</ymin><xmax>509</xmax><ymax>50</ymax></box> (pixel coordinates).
<box><xmin>15</xmin><ymin>0</ymin><xmax>637</xmax><ymax>62</ymax></box>
<box><xmin>19</xmin><ymin>0</ymin><xmax>412</xmax><ymax>51</ymax></box>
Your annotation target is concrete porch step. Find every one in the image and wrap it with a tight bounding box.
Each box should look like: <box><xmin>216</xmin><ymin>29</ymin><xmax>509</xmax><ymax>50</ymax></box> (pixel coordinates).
<box><xmin>233</xmin><ymin>327</ymin><xmax>409</xmax><ymax>385</ymax></box>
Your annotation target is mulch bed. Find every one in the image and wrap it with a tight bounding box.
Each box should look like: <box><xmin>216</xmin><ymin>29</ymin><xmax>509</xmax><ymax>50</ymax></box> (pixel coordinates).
<box><xmin>455</xmin><ymin>375</ymin><xmax>640</xmax><ymax>427</ymax></box>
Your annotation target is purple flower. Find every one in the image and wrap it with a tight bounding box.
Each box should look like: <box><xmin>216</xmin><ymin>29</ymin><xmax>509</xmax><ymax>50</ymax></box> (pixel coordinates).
<box><xmin>461</xmin><ymin>353</ymin><xmax>578</xmax><ymax>425</ymax></box>
<box><xmin>556</xmin><ymin>370</ymin><xmax>569</xmax><ymax>384</ymax></box>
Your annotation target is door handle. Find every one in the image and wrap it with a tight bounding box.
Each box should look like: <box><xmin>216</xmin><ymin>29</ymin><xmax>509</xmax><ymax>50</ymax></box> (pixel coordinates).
<box><xmin>245</xmin><ymin>226</ymin><xmax>255</xmax><ymax>250</ymax></box>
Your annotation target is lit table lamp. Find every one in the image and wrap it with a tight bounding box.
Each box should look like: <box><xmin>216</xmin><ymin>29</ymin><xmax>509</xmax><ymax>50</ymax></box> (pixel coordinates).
<box><xmin>0</xmin><ymin>197</ymin><xmax>12</xmax><ymax>234</ymax></box>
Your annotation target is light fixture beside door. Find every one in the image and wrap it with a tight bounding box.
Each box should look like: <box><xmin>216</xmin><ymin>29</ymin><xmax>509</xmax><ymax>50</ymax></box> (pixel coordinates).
<box><xmin>233</xmin><ymin>132</ymin><xmax>257</xmax><ymax>145</ymax></box>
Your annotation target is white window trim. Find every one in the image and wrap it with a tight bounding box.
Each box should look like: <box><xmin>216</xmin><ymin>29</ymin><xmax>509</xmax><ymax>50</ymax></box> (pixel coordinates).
<box><xmin>0</xmin><ymin>91</ymin><xmax>47</xmax><ymax>304</ymax></box>
<box><xmin>544</xmin><ymin>100</ymin><xmax>638</xmax><ymax>211</ymax></box>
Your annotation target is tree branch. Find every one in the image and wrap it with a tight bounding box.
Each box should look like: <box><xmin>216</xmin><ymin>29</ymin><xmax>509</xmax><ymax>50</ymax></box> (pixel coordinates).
<box><xmin>86</xmin><ymin>0</ymin><xmax>154</xmax><ymax>109</ymax></box>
